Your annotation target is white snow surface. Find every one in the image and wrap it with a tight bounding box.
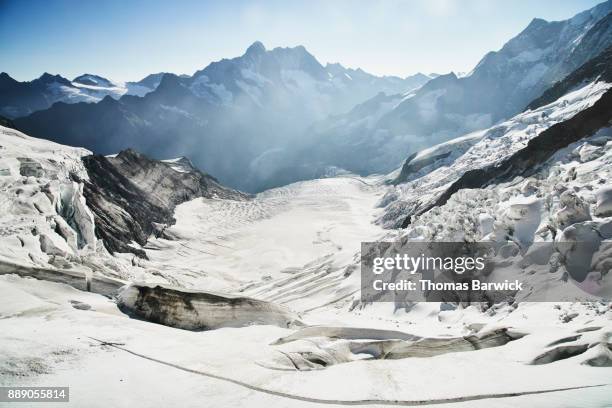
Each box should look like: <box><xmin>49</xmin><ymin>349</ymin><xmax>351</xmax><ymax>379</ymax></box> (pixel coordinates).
<box><xmin>1</xmin><ymin>74</ymin><xmax>612</xmax><ymax>407</ymax></box>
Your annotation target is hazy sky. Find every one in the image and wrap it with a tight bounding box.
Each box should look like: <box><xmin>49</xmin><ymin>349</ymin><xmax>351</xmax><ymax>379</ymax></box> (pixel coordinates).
<box><xmin>0</xmin><ymin>0</ymin><xmax>604</xmax><ymax>82</ymax></box>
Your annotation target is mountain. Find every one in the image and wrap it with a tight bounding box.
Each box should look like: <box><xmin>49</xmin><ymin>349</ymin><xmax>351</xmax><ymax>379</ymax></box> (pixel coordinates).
<box><xmin>379</xmin><ymin>44</ymin><xmax>612</xmax><ymax>229</ymax></box>
<box><xmin>0</xmin><ymin>72</ymin><xmax>163</xmax><ymax>119</ymax></box>
<box><xmin>73</xmin><ymin>74</ymin><xmax>115</xmax><ymax>87</ymax></box>
<box><xmin>527</xmin><ymin>44</ymin><xmax>612</xmax><ymax>110</ymax></box>
<box><xmin>0</xmin><ymin>72</ymin><xmax>75</xmax><ymax>118</ymax></box>
<box><xmin>292</xmin><ymin>1</ymin><xmax>612</xmax><ymax>179</ymax></box>
<box><xmin>2</xmin><ymin>74</ymin><xmax>612</xmax><ymax>404</ymax></box>
<box><xmin>77</xmin><ymin>148</ymin><xmax>248</xmax><ymax>257</ymax></box>
<box><xmin>14</xmin><ymin>42</ymin><xmax>433</xmax><ymax>192</ymax></box>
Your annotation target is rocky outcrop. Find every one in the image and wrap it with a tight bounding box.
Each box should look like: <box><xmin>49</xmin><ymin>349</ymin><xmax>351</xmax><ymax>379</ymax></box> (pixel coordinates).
<box><xmin>117</xmin><ymin>283</ymin><xmax>300</xmax><ymax>330</ymax></box>
<box><xmin>76</xmin><ymin>149</ymin><xmax>248</xmax><ymax>257</ymax></box>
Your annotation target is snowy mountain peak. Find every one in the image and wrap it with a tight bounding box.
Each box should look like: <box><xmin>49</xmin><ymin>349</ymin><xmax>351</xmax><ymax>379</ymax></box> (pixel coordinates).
<box><xmin>0</xmin><ymin>72</ymin><xmax>16</xmax><ymax>85</ymax></box>
<box><xmin>73</xmin><ymin>74</ymin><xmax>114</xmax><ymax>88</ymax></box>
<box><xmin>36</xmin><ymin>72</ymin><xmax>71</xmax><ymax>85</ymax></box>
<box><xmin>526</xmin><ymin>17</ymin><xmax>548</xmax><ymax>28</ymax></box>
<box><xmin>162</xmin><ymin>156</ymin><xmax>198</xmax><ymax>173</ymax></box>
<box><xmin>245</xmin><ymin>40</ymin><xmax>266</xmax><ymax>56</ymax></box>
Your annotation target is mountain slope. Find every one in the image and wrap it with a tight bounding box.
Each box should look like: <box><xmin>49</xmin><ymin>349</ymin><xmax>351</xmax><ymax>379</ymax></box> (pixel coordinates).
<box><xmin>77</xmin><ymin>149</ymin><xmax>248</xmax><ymax>258</ymax></box>
<box><xmin>296</xmin><ymin>1</ymin><xmax>612</xmax><ymax>179</ymax></box>
<box><xmin>1</xmin><ymin>93</ymin><xmax>611</xmax><ymax>408</ymax></box>
<box><xmin>379</xmin><ymin>48</ymin><xmax>612</xmax><ymax>229</ymax></box>
<box><xmin>527</xmin><ymin>44</ymin><xmax>612</xmax><ymax>109</ymax></box>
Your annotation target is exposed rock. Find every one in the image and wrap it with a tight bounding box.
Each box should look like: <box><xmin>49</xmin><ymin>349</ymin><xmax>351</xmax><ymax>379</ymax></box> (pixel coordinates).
<box><xmin>394</xmin><ymin>132</ymin><xmax>483</xmax><ymax>185</ymax></box>
<box><xmin>70</xmin><ymin>300</ymin><xmax>92</xmax><ymax>311</ymax></box>
<box><xmin>77</xmin><ymin>149</ymin><xmax>249</xmax><ymax>257</ymax></box>
<box><xmin>117</xmin><ymin>283</ymin><xmax>300</xmax><ymax>330</ymax></box>
<box><xmin>272</xmin><ymin>326</ymin><xmax>420</xmax><ymax>345</ymax></box>
<box><xmin>395</xmin><ymin>152</ymin><xmax>450</xmax><ymax>184</ymax></box>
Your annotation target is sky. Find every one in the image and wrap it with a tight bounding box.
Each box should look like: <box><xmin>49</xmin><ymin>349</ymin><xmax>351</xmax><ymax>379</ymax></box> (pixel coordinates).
<box><xmin>0</xmin><ymin>0</ymin><xmax>605</xmax><ymax>82</ymax></box>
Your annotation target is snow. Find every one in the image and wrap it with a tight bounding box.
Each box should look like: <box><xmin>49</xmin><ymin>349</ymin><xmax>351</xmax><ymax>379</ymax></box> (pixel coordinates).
<box><xmin>410</xmin><ymin>130</ymin><xmax>484</xmax><ymax>164</ymax></box>
<box><xmin>1</xmin><ymin>275</ymin><xmax>610</xmax><ymax>407</ymax></box>
<box><xmin>143</xmin><ymin>176</ymin><xmax>387</xmax><ymax>298</ymax></box>
<box><xmin>189</xmin><ymin>75</ymin><xmax>234</xmax><ymax>105</ymax></box>
<box><xmin>519</xmin><ymin>62</ymin><xmax>549</xmax><ymax>88</ymax></box>
<box><xmin>1</xmin><ymin>74</ymin><xmax>612</xmax><ymax>406</ymax></box>
<box><xmin>67</xmin><ymin>78</ymin><xmax>157</xmax><ymax>103</ymax></box>
<box><xmin>595</xmin><ymin>186</ymin><xmax>612</xmax><ymax>217</ymax></box>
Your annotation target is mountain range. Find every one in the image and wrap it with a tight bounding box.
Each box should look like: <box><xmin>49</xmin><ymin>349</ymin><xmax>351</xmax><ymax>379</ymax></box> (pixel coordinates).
<box><xmin>278</xmin><ymin>1</ymin><xmax>612</xmax><ymax>183</ymax></box>
<box><xmin>3</xmin><ymin>0</ymin><xmax>612</xmax><ymax>193</ymax></box>
<box><xmin>6</xmin><ymin>42</ymin><xmax>432</xmax><ymax>191</ymax></box>
<box><xmin>0</xmin><ymin>72</ymin><xmax>165</xmax><ymax>118</ymax></box>
<box><xmin>2</xmin><ymin>1</ymin><xmax>612</xmax><ymax>403</ymax></box>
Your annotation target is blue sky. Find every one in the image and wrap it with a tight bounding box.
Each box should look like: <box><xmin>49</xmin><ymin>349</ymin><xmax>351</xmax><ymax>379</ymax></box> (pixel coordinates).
<box><xmin>0</xmin><ymin>0</ymin><xmax>604</xmax><ymax>82</ymax></box>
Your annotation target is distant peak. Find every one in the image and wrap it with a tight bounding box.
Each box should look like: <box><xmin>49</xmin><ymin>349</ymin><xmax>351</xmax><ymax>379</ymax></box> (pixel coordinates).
<box><xmin>73</xmin><ymin>73</ymin><xmax>113</xmax><ymax>87</ymax></box>
<box><xmin>36</xmin><ymin>72</ymin><xmax>71</xmax><ymax>85</ymax></box>
<box><xmin>245</xmin><ymin>41</ymin><xmax>266</xmax><ymax>55</ymax></box>
<box><xmin>525</xmin><ymin>17</ymin><xmax>548</xmax><ymax>29</ymax></box>
<box><xmin>39</xmin><ymin>72</ymin><xmax>57</xmax><ymax>81</ymax></box>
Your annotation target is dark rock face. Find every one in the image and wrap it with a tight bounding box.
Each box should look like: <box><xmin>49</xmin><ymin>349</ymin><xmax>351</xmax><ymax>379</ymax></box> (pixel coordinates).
<box><xmin>76</xmin><ymin>149</ymin><xmax>248</xmax><ymax>257</ymax></box>
<box><xmin>0</xmin><ymin>72</ymin><xmax>76</xmax><ymax>119</ymax></box>
<box><xmin>303</xmin><ymin>3</ymin><xmax>612</xmax><ymax>184</ymax></box>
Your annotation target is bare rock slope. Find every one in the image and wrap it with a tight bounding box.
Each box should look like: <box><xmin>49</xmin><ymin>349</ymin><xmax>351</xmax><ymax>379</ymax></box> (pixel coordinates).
<box><xmin>77</xmin><ymin>149</ymin><xmax>249</xmax><ymax>257</ymax></box>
